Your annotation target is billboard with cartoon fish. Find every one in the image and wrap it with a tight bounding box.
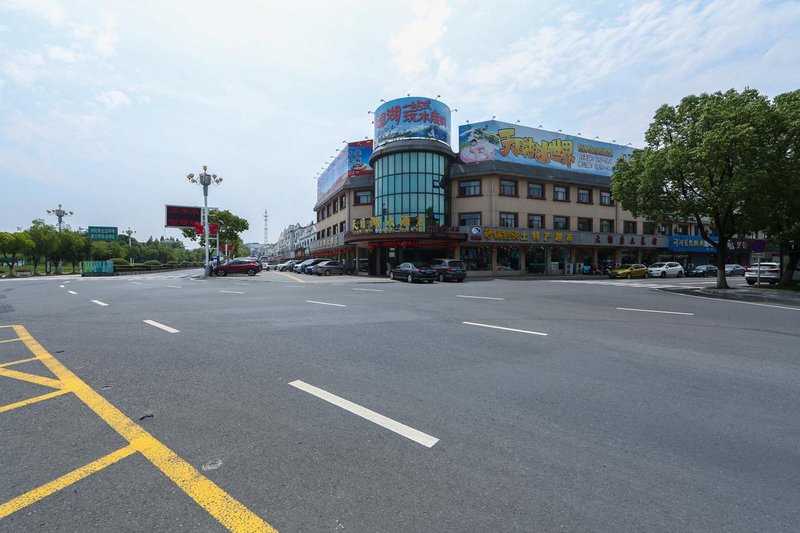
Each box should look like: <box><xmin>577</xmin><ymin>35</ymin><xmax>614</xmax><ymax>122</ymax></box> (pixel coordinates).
<box><xmin>458</xmin><ymin>120</ymin><xmax>634</xmax><ymax>177</ymax></box>
<box><xmin>317</xmin><ymin>140</ymin><xmax>373</xmax><ymax>202</ymax></box>
<box><xmin>373</xmin><ymin>97</ymin><xmax>450</xmax><ymax>148</ymax></box>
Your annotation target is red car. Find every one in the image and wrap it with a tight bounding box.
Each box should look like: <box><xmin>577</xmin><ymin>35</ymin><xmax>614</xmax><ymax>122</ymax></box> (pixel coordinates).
<box><xmin>213</xmin><ymin>258</ymin><xmax>262</xmax><ymax>276</ymax></box>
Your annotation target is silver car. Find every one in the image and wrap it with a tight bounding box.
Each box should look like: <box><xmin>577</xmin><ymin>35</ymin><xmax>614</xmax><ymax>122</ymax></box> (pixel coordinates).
<box><xmin>745</xmin><ymin>262</ymin><xmax>781</xmax><ymax>285</ymax></box>
<box><xmin>311</xmin><ymin>260</ymin><xmax>346</xmax><ymax>276</ymax></box>
<box><xmin>647</xmin><ymin>261</ymin><xmax>684</xmax><ymax>278</ymax></box>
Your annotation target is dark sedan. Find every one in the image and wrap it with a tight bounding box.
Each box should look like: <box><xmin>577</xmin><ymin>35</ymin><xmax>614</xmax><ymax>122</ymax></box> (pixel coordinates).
<box><xmin>389</xmin><ymin>262</ymin><xmax>437</xmax><ymax>283</ymax></box>
<box><xmin>310</xmin><ymin>260</ymin><xmax>346</xmax><ymax>276</ymax></box>
<box><xmin>213</xmin><ymin>258</ymin><xmax>261</xmax><ymax>276</ymax></box>
<box><xmin>687</xmin><ymin>264</ymin><xmax>719</xmax><ymax>277</ymax></box>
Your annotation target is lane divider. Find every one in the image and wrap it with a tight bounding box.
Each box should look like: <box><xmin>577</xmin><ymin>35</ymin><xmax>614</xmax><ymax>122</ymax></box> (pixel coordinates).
<box><xmin>143</xmin><ymin>320</ymin><xmax>180</xmax><ymax>333</ymax></box>
<box><xmin>462</xmin><ymin>321</ymin><xmax>548</xmax><ymax>336</ymax></box>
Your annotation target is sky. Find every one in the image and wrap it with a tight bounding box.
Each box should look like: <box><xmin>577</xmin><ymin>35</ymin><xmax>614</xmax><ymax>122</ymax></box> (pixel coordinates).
<box><xmin>1</xmin><ymin>0</ymin><xmax>799</xmax><ymax>247</ymax></box>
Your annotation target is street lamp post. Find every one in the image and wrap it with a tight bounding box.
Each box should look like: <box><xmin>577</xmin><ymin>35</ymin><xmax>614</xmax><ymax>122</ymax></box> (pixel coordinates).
<box><xmin>187</xmin><ymin>166</ymin><xmax>223</xmax><ymax>278</ymax></box>
<box><xmin>123</xmin><ymin>227</ymin><xmax>136</xmax><ymax>264</ymax></box>
<box><xmin>46</xmin><ymin>204</ymin><xmax>73</xmax><ymax>274</ymax></box>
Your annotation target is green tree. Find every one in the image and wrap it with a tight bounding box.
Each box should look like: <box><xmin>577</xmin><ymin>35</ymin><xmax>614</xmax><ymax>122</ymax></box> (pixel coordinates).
<box><xmin>60</xmin><ymin>230</ymin><xmax>89</xmax><ymax>272</ymax></box>
<box><xmin>0</xmin><ymin>232</ymin><xmax>35</xmax><ymax>276</ymax></box>
<box><xmin>181</xmin><ymin>210</ymin><xmax>249</xmax><ymax>250</ymax></box>
<box><xmin>613</xmin><ymin>89</ymin><xmax>772</xmax><ymax>288</ymax></box>
<box><xmin>743</xmin><ymin>90</ymin><xmax>800</xmax><ymax>284</ymax></box>
<box><xmin>25</xmin><ymin>219</ymin><xmax>59</xmax><ymax>275</ymax></box>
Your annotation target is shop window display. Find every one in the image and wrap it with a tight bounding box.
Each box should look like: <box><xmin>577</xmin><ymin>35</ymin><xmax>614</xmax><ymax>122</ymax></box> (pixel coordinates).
<box><xmin>461</xmin><ymin>246</ymin><xmax>492</xmax><ymax>271</ymax></box>
<box><xmin>497</xmin><ymin>246</ymin><xmax>521</xmax><ymax>271</ymax></box>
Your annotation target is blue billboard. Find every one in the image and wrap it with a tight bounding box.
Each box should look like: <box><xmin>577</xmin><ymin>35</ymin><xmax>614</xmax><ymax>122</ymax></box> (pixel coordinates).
<box><xmin>458</xmin><ymin>120</ymin><xmax>635</xmax><ymax>177</ymax></box>
<box><xmin>317</xmin><ymin>140</ymin><xmax>373</xmax><ymax>202</ymax></box>
<box><xmin>669</xmin><ymin>235</ymin><xmax>717</xmax><ymax>252</ymax></box>
<box><xmin>374</xmin><ymin>97</ymin><xmax>450</xmax><ymax>148</ymax></box>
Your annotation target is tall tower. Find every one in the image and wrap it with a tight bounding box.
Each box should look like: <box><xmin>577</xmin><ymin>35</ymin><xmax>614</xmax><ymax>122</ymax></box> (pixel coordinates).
<box><xmin>264</xmin><ymin>209</ymin><xmax>269</xmax><ymax>246</ymax></box>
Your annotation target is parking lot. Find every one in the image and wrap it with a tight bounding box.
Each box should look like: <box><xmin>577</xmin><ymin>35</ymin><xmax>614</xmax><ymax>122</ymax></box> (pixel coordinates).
<box><xmin>1</xmin><ymin>271</ymin><xmax>798</xmax><ymax>531</ymax></box>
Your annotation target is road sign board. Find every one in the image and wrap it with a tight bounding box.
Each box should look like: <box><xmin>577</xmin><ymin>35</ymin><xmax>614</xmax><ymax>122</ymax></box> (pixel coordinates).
<box><xmin>751</xmin><ymin>239</ymin><xmax>766</xmax><ymax>253</ymax></box>
<box><xmin>752</xmin><ymin>253</ymin><xmax>765</xmax><ymax>260</ymax></box>
<box><xmin>88</xmin><ymin>226</ymin><xmax>118</xmax><ymax>241</ymax></box>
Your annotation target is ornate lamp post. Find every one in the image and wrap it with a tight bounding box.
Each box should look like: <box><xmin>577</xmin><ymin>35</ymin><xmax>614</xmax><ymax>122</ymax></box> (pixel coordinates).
<box><xmin>123</xmin><ymin>227</ymin><xmax>136</xmax><ymax>247</ymax></box>
<box><xmin>46</xmin><ymin>204</ymin><xmax>73</xmax><ymax>274</ymax></box>
<box><xmin>187</xmin><ymin>166</ymin><xmax>223</xmax><ymax>277</ymax></box>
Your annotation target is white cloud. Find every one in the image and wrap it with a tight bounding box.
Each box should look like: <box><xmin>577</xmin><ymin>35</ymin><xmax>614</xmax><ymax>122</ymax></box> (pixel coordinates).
<box><xmin>389</xmin><ymin>0</ymin><xmax>454</xmax><ymax>80</ymax></box>
<box><xmin>46</xmin><ymin>45</ymin><xmax>80</xmax><ymax>63</ymax></box>
<box><xmin>3</xmin><ymin>51</ymin><xmax>45</xmax><ymax>87</ymax></box>
<box><xmin>1</xmin><ymin>0</ymin><xmax>66</xmax><ymax>27</ymax></box>
<box><xmin>94</xmin><ymin>30</ymin><xmax>117</xmax><ymax>58</ymax></box>
<box><xmin>97</xmin><ymin>89</ymin><xmax>132</xmax><ymax>109</ymax></box>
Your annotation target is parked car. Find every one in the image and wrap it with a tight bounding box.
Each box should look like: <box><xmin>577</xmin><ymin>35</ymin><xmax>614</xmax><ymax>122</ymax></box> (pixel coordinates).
<box><xmin>608</xmin><ymin>264</ymin><xmax>649</xmax><ymax>279</ymax></box>
<box><xmin>724</xmin><ymin>264</ymin><xmax>745</xmax><ymax>276</ymax></box>
<box><xmin>310</xmin><ymin>260</ymin><xmax>345</xmax><ymax>276</ymax></box>
<box><xmin>292</xmin><ymin>259</ymin><xmax>315</xmax><ymax>273</ymax></box>
<box><xmin>213</xmin><ymin>258</ymin><xmax>261</xmax><ymax>276</ymax></box>
<box><xmin>647</xmin><ymin>262</ymin><xmax>684</xmax><ymax>278</ymax></box>
<box><xmin>687</xmin><ymin>264</ymin><xmax>718</xmax><ymax>277</ymax></box>
<box><xmin>428</xmin><ymin>258</ymin><xmax>467</xmax><ymax>282</ymax></box>
<box><xmin>277</xmin><ymin>260</ymin><xmax>296</xmax><ymax>271</ymax></box>
<box><xmin>389</xmin><ymin>262</ymin><xmax>437</xmax><ymax>283</ymax></box>
<box><xmin>299</xmin><ymin>258</ymin><xmax>330</xmax><ymax>274</ymax></box>
<box><xmin>745</xmin><ymin>262</ymin><xmax>781</xmax><ymax>285</ymax></box>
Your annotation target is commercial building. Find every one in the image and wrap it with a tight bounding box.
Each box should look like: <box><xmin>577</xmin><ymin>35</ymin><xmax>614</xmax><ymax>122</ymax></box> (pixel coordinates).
<box><xmin>309</xmin><ymin>96</ymin><xmax>766</xmax><ymax>276</ymax></box>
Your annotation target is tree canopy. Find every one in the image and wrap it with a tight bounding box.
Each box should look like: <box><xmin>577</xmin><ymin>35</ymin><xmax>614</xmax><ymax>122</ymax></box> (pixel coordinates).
<box><xmin>612</xmin><ymin>88</ymin><xmax>791</xmax><ymax>288</ymax></box>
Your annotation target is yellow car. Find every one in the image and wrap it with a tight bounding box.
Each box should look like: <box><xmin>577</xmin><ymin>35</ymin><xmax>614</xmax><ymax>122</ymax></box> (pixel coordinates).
<box><xmin>608</xmin><ymin>264</ymin><xmax>649</xmax><ymax>279</ymax></box>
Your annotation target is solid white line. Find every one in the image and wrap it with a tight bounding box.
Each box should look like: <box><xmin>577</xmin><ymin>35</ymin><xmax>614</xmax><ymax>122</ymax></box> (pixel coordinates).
<box><xmin>220</xmin><ymin>290</ymin><xmax>245</xmax><ymax>294</ymax></box>
<box><xmin>305</xmin><ymin>300</ymin><xmax>346</xmax><ymax>307</ymax></box>
<box><xmin>289</xmin><ymin>380</ymin><xmax>438</xmax><ymax>448</ymax></box>
<box><xmin>462</xmin><ymin>321</ymin><xmax>548</xmax><ymax>336</ymax></box>
<box><xmin>67</xmin><ymin>290</ymin><xmax>77</xmax><ymax>295</ymax></box>
<box><xmin>352</xmin><ymin>288</ymin><xmax>385</xmax><ymax>292</ymax></box>
<box><xmin>616</xmin><ymin>307</ymin><xmax>694</xmax><ymax>316</ymax></box>
<box><xmin>235</xmin><ymin>282</ymin><xmax>250</xmax><ymax>286</ymax></box>
<box><xmin>143</xmin><ymin>319</ymin><xmax>180</xmax><ymax>333</ymax></box>
<box><xmin>166</xmin><ymin>285</ymin><xmax>182</xmax><ymax>289</ymax></box>
<box><xmin>456</xmin><ymin>295</ymin><xmax>506</xmax><ymax>301</ymax></box>
<box><xmin>671</xmin><ymin>291</ymin><xmax>800</xmax><ymax>312</ymax></box>
<box><xmin>91</xmin><ymin>300</ymin><xmax>109</xmax><ymax>307</ymax></box>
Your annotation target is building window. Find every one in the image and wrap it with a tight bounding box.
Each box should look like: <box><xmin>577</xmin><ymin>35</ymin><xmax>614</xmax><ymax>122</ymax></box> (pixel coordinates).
<box><xmin>354</xmin><ymin>190</ymin><xmax>372</xmax><ymax>205</ymax></box>
<box><xmin>459</xmin><ymin>180</ymin><xmax>481</xmax><ymax>197</ymax></box>
<box><xmin>499</xmin><ymin>179</ymin><xmax>517</xmax><ymax>196</ymax></box>
<box><xmin>600</xmin><ymin>191</ymin><xmax>613</xmax><ymax>206</ymax></box>
<box><xmin>499</xmin><ymin>212</ymin><xmax>517</xmax><ymax>228</ymax></box>
<box><xmin>340</xmin><ymin>195</ymin><xmax>346</xmax><ymax>209</ymax></box>
<box><xmin>332</xmin><ymin>201</ymin><xmax>338</xmax><ymax>213</ymax></box>
<box><xmin>577</xmin><ymin>217</ymin><xmax>592</xmax><ymax>231</ymax></box>
<box><xmin>459</xmin><ymin>212</ymin><xmax>481</xmax><ymax>226</ymax></box>
<box><xmin>554</xmin><ymin>185</ymin><xmax>569</xmax><ymax>202</ymax></box>
<box><xmin>340</xmin><ymin>221</ymin><xmax>346</xmax><ymax>233</ymax></box>
<box><xmin>600</xmin><ymin>219</ymin><xmax>614</xmax><ymax>233</ymax></box>
<box><xmin>674</xmin><ymin>223</ymin><xmax>689</xmax><ymax>235</ymax></box>
<box><xmin>553</xmin><ymin>216</ymin><xmax>569</xmax><ymax>230</ymax></box>
<box><xmin>577</xmin><ymin>188</ymin><xmax>592</xmax><ymax>204</ymax></box>
<box><xmin>527</xmin><ymin>214</ymin><xmax>543</xmax><ymax>229</ymax></box>
<box><xmin>527</xmin><ymin>182</ymin><xmax>544</xmax><ymax>199</ymax></box>
<box><xmin>643</xmin><ymin>222</ymin><xmax>656</xmax><ymax>234</ymax></box>
<box><xmin>327</xmin><ymin>205</ymin><xmax>331</xmax><ymax>217</ymax></box>
<box><xmin>624</xmin><ymin>221</ymin><xmax>637</xmax><ymax>234</ymax></box>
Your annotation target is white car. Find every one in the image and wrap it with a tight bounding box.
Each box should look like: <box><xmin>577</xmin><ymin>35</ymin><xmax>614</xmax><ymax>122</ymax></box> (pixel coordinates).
<box><xmin>745</xmin><ymin>262</ymin><xmax>781</xmax><ymax>285</ymax></box>
<box><xmin>648</xmin><ymin>261</ymin><xmax>684</xmax><ymax>278</ymax></box>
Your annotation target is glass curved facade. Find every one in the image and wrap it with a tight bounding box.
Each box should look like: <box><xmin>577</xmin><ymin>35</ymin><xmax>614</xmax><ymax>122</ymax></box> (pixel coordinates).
<box><xmin>373</xmin><ymin>151</ymin><xmax>447</xmax><ymax>228</ymax></box>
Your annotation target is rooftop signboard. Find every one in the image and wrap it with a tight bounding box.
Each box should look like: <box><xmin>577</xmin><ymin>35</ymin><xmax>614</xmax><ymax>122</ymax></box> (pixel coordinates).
<box><xmin>316</xmin><ymin>140</ymin><xmax>373</xmax><ymax>202</ymax></box>
<box><xmin>458</xmin><ymin>120</ymin><xmax>635</xmax><ymax>178</ymax></box>
<box><xmin>373</xmin><ymin>97</ymin><xmax>450</xmax><ymax>148</ymax></box>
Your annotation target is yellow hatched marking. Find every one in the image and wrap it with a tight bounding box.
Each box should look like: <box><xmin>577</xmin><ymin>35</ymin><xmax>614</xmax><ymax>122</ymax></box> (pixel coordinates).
<box><xmin>7</xmin><ymin>325</ymin><xmax>278</xmax><ymax>533</ymax></box>
<box><xmin>0</xmin><ymin>357</ymin><xmax>39</xmax><ymax>368</ymax></box>
<box><xmin>0</xmin><ymin>389</ymin><xmax>71</xmax><ymax>413</ymax></box>
<box><xmin>0</xmin><ymin>444</ymin><xmax>137</xmax><ymax>520</ymax></box>
<box><xmin>0</xmin><ymin>338</ymin><xmax>22</xmax><ymax>344</ymax></box>
<box><xmin>0</xmin><ymin>368</ymin><xmax>63</xmax><ymax>389</ymax></box>
<box><xmin>275</xmin><ymin>272</ymin><xmax>305</xmax><ymax>283</ymax></box>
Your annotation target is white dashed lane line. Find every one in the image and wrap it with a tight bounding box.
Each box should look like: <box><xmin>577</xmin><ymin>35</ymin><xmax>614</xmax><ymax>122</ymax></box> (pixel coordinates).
<box><xmin>289</xmin><ymin>380</ymin><xmax>439</xmax><ymax>448</ymax></box>
<box><xmin>220</xmin><ymin>290</ymin><xmax>245</xmax><ymax>294</ymax></box>
<box><xmin>143</xmin><ymin>320</ymin><xmax>180</xmax><ymax>333</ymax></box>
<box><xmin>305</xmin><ymin>300</ymin><xmax>346</xmax><ymax>307</ymax></box>
<box><xmin>462</xmin><ymin>321</ymin><xmax>548</xmax><ymax>336</ymax></box>
<box><xmin>67</xmin><ymin>291</ymin><xmax>77</xmax><ymax>295</ymax></box>
<box><xmin>616</xmin><ymin>307</ymin><xmax>694</xmax><ymax>316</ymax></box>
<box><xmin>352</xmin><ymin>288</ymin><xmax>384</xmax><ymax>292</ymax></box>
<box><xmin>91</xmin><ymin>300</ymin><xmax>109</xmax><ymax>307</ymax></box>
<box><xmin>456</xmin><ymin>295</ymin><xmax>506</xmax><ymax>301</ymax></box>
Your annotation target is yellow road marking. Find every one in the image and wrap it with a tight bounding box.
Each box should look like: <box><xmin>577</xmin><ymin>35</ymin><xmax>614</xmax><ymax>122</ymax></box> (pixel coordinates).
<box><xmin>0</xmin><ymin>389</ymin><xmax>71</xmax><ymax>413</ymax></box>
<box><xmin>0</xmin><ymin>356</ymin><xmax>38</xmax><ymax>368</ymax></box>
<box><xmin>275</xmin><ymin>272</ymin><xmax>304</xmax><ymax>283</ymax></box>
<box><xmin>0</xmin><ymin>368</ymin><xmax>63</xmax><ymax>389</ymax></box>
<box><xmin>0</xmin><ymin>444</ymin><xmax>137</xmax><ymax>520</ymax></box>
<box><xmin>0</xmin><ymin>338</ymin><xmax>22</xmax><ymax>344</ymax></box>
<box><xmin>6</xmin><ymin>325</ymin><xmax>278</xmax><ymax>533</ymax></box>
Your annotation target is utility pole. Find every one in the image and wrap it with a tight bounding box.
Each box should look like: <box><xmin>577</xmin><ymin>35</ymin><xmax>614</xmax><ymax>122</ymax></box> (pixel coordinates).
<box><xmin>263</xmin><ymin>208</ymin><xmax>269</xmax><ymax>255</ymax></box>
<box><xmin>46</xmin><ymin>204</ymin><xmax>73</xmax><ymax>274</ymax></box>
<box><xmin>187</xmin><ymin>166</ymin><xmax>223</xmax><ymax>278</ymax></box>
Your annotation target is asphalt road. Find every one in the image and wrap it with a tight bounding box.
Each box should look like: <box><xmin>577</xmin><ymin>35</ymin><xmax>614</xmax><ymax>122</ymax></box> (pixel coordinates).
<box><xmin>1</xmin><ymin>271</ymin><xmax>798</xmax><ymax>532</ymax></box>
